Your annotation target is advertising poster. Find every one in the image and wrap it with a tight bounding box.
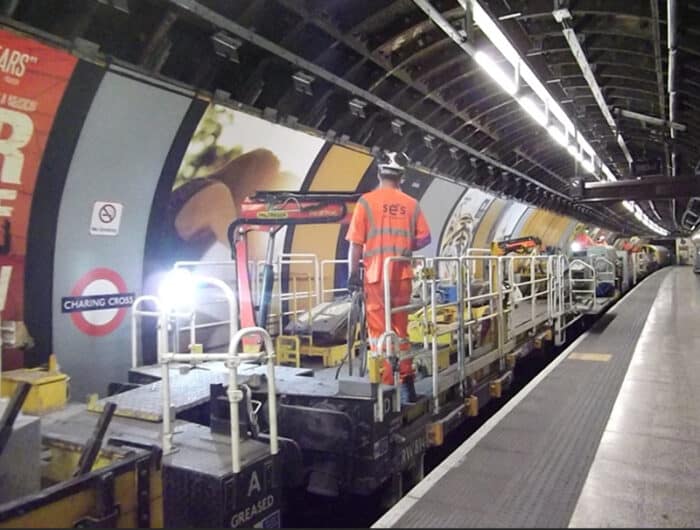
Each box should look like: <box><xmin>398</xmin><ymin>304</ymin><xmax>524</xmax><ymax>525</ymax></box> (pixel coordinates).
<box><xmin>438</xmin><ymin>187</ymin><xmax>495</xmax><ymax>280</ymax></box>
<box><xmin>0</xmin><ymin>30</ymin><xmax>76</xmax><ymax>324</ymax></box>
<box><xmin>166</xmin><ymin>104</ymin><xmax>324</xmax><ymax>265</ymax></box>
<box><xmin>439</xmin><ymin>187</ymin><xmax>495</xmax><ymax>257</ymax></box>
<box><xmin>160</xmin><ymin>104</ymin><xmax>324</xmax><ymax>345</ymax></box>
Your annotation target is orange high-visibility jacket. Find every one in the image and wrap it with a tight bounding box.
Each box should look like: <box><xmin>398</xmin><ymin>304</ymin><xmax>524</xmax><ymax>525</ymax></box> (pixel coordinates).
<box><xmin>346</xmin><ymin>188</ymin><xmax>431</xmax><ymax>284</ymax></box>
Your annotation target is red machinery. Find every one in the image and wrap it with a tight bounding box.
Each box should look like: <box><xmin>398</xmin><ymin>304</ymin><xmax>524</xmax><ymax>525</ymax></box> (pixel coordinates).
<box><xmin>227</xmin><ymin>192</ymin><xmax>360</xmax><ymax>349</ymax></box>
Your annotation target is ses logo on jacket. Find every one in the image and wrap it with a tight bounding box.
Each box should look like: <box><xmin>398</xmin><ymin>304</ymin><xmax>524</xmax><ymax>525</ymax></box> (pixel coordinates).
<box><xmin>382</xmin><ymin>203</ymin><xmax>408</xmax><ymax>216</ymax></box>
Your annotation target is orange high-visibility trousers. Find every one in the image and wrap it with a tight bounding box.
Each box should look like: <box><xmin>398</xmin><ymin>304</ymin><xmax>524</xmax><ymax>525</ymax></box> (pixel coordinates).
<box><xmin>364</xmin><ymin>278</ymin><xmax>415</xmax><ymax>385</ymax></box>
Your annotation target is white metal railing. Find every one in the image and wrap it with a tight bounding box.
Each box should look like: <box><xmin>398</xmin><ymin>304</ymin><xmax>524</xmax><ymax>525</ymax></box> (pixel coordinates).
<box><xmin>375</xmin><ymin>255</ymin><xmax>430</xmax><ymax>419</ymax></box>
<box><xmin>462</xmin><ymin>255</ymin><xmax>502</xmax><ymax>357</ymax></box>
<box><xmin>374</xmin><ymin>250</ymin><xmax>571</xmax><ymax>420</ymax></box>
<box><xmin>425</xmin><ymin>256</ymin><xmax>462</xmax><ymax>413</ymax></box>
<box><xmin>593</xmin><ymin>256</ymin><xmax>616</xmax><ymax>289</ymax></box>
<box><xmin>321</xmin><ymin>258</ymin><xmax>349</xmax><ymax>302</ymax></box>
<box><xmin>159</xmin><ymin>326</ymin><xmax>278</xmax><ymax>473</ymax></box>
<box><xmin>277</xmin><ymin>253</ymin><xmax>321</xmax><ymax>336</ymax></box>
<box><xmin>548</xmin><ymin>255</ymin><xmax>566</xmax><ymax>344</ymax></box>
<box><xmin>131</xmin><ymin>295</ymin><xmax>164</xmax><ymax>369</ymax></box>
<box><xmin>499</xmin><ymin>254</ymin><xmax>551</xmax><ymax>339</ymax></box>
<box><xmin>139</xmin><ymin>272</ymin><xmax>278</xmax><ymax>474</ymax></box>
<box><xmin>432</xmin><ymin>257</ymin><xmax>465</xmax><ymax>399</ymax></box>
<box><xmin>171</xmin><ymin>260</ymin><xmax>239</xmax><ymax>351</ymax></box>
<box><xmin>569</xmin><ymin>259</ymin><xmax>597</xmax><ymax>309</ymax></box>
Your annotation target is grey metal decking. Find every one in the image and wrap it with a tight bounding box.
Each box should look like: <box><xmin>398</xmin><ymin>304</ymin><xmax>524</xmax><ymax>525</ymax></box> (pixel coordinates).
<box><xmin>374</xmin><ymin>268</ymin><xmax>672</xmax><ymax>528</ymax></box>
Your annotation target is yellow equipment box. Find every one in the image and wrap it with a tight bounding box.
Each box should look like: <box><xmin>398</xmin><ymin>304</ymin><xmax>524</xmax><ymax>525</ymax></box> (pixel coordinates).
<box><xmin>275</xmin><ymin>334</ymin><xmax>352</xmax><ymax>367</ymax></box>
<box><xmin>1</xmin><ymin>364</ymin><xmax>69</xmax><ymax>415</ymax></box>
<box><xmin>0</xmin><ymin>433</ymin><xmax>162</xmax><ymax>528</ymax></box>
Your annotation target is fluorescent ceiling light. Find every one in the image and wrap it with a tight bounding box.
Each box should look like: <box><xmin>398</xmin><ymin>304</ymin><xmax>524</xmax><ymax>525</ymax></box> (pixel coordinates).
<box><xmin>474</xmin><ymin>51</ymin><xmax>517</xmax><ymax>95</ymax></box>
<box><xmin>463</xmin><ymin>1</ymin><xmax>614</xmax><ymax>174</ymax></box>
<box><xmin>547</xmin><ymin>123</ymin><xmax>569</xmax><ymax>147</ymax></box>
<box><xmin>450</xmin><ymin>0</ymin><xmax>668</xmax><ymax>235</ymax></box>
<box><xmin>581</xmin><ymin>158</ymin><xmax>595</xmax><ymax>174</ymax></box>
<box><xmin>567</xmin><ymin>143</ymin><xmax>582</xmax><ymax>160</ymax></box>
<box><xmin>518</xmin><ymin>96</ymin><xmax>547</xmax><ymax>126</ymax></box>
<box><xmin>472</xmin><ymin>4</ymin><xmax>520</xmax><ymax>64</ymax></box>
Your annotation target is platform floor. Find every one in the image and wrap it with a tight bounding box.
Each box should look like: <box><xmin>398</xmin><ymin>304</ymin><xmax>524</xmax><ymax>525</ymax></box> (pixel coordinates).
<box><xmin>373</xmin><ymin>267</ymin><xmax>700</xmax><ymax>528</ymax></box>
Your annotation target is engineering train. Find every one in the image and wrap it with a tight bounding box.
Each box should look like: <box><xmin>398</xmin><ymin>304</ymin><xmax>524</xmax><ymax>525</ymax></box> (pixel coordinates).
<box><xmin>1</xmin><ymin>227</ymin><xmax>670</xmax><ymax>529</ymax></box>
<box><xmin>0</xmin><ymin>22</ymin><xmax>673</xmax><ymax>530</ymax></box>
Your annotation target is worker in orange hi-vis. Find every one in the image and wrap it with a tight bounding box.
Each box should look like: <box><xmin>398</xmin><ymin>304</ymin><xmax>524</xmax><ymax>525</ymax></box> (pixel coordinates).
<box><xmin>345</xmin><ymin>152</ymin><xmax>432</xmax><ymax>404</ymax></box>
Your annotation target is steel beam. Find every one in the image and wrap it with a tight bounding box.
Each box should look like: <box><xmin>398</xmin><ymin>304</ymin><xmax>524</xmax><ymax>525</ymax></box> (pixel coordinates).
<box><xmin>167</xmin><ymin>0</ymin><xmax>570</xmax><ymax>198</ymax></box>
<box><xmin>556</xmin><ymin>19</ymin><xmax>634</xmax><ymax>168</ymax></box>
<box><xmin>574</xmin><ymin>175</ymin><xmax>700</xmax><ymax>203</ymax></box>
<box><xmin>614</xmin><ymin>108</ymin><xmax>686</xmax><ymax>132</ymax></box>
<box><xmin>166</xmin><ymin>0</ymin><xmax>627</xmax><ymax>231</ymax></box>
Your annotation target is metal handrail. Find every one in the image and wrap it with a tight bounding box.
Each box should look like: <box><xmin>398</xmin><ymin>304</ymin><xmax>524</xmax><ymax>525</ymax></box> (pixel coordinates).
<box><xmin>131</xmin><ymin>296</ymin><xmax>164</xmax><ymax>369</ymax></box>
<box><xmin>279</xmin><ymin>253</ymin><xmax>321</xmax><ymax>302</ymax></box>
<box><xmin>427</xmin><ymin>256</ymin><xmax>463</xmax><ymax>413</ymax></box>
<box><xmin>157</xmin><ymin>274</ymin><xmax>240</xmax><ymax>455</ymax></box>
<box><xmin>568</xmin><ymin>259</ymin><xmax>597</xmax><ymax>309</ymax></box>
<box><xmin>277</xmin><ymin>254</ymin><xmax>321</xmax><ymax>334</ymax></box>
<box><xmin>593</xmin><ymin>256</ymin><xmax>616</xmax><ymax>287</ymax></box>
<box><xmin>156</xmin><ymin>274</ymin><xmax>277</xmax><ymax>473</ymax></box>
<box><xmin>460</xmin><ymin>255</ymin><xmax>501</xmax><ymax>358</ymax></box>
<box><xmin>172</xmin><ymin>260</ymin><xmax>239</xmax><ymax>350</ymax></box>
<box><xmin>321</xmin><ymin>259</ymin><xmax>349</xmax><ymax>302</ymax></box>
<box><xmin>160</xmin><ymin>327</ymin><xmax>278</xmax><ymax>473</ymax></box>
<box><xmin>376</xmin><ymin>255</ymin><xmax>429</xmax><ymax>417</ymax></box>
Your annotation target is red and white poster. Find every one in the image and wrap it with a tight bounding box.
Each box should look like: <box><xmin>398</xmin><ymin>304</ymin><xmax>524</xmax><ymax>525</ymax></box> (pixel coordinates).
<box><xmin>0</xmin><ymin>29</ymin><xmax>77</xmax><ymax>321</ymax></box>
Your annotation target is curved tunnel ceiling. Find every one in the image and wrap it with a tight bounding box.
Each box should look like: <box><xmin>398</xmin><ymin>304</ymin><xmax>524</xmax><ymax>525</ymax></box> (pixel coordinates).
<box><xmin>6</xmin><ymin>0</ymin><xmax>699</xmax><ymax>236</ymax></box>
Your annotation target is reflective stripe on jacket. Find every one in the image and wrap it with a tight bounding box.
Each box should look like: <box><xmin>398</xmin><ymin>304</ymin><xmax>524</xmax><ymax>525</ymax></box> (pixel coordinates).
<box><xmin>346</xmin><ymin>188</ymin><xmax>429</xmax><ymax>283</ymax></box>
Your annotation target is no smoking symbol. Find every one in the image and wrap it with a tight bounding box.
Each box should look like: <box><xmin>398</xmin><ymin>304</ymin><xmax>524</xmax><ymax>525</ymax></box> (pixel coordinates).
<box><xmin>99</xmin><ymin>204</ymin><xmax>117</xmax><ymax>224</ymax></box>
<box><xmin>90</xmin><ymin>201</ymin><xmax>122</xmax><ymax>236</ymax></box>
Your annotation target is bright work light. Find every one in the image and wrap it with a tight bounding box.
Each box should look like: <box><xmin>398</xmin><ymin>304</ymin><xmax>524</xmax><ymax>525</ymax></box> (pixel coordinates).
<box><xmin>159</xmin><ymin>268</ymin><xmax>196</xmax><ymax>313</ymax></box>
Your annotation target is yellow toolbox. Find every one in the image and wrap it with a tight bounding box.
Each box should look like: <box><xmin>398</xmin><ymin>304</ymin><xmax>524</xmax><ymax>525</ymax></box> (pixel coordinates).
<box><xmin>1</xmin><ymin>356</ymin><xmax>69</xmax><ymax>414</ymax></box>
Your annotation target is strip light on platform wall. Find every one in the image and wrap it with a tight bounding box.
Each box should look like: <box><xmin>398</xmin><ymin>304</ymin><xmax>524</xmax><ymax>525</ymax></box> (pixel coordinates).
<box><xmin>460</xmin><ymin>0</ymin><xmax>669</xmax><ymax>236</ymax></box>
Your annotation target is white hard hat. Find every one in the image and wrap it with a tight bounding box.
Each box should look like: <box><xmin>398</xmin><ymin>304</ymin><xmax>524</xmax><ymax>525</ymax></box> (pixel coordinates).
<box><xmin>378</xmin><ymin>151</ymin><xmax>409</xmax><ymax>177</ymax></box>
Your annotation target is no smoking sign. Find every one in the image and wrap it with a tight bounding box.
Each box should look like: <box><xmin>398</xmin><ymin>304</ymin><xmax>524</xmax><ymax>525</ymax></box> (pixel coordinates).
<box><xmin>90</xmin><ymin>201</ymin><xmax>123</xmax><ymax>236</ymax></box>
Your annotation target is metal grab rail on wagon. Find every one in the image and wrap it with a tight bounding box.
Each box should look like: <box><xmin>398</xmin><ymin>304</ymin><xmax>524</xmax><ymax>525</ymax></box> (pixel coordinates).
<box><xmin>460</xmin><ymin>255</ymin><xmax>501</xmax><ymax>360</ymax></box>
<box><xmin>593</xmin><ymin>256</ymin><xmax>616</xmax><ymax>289</ymax></box>
<box><xmin>379</xmin><ymin>251</ymin><xmax>570</xmax><ymax>420</ymax></box>
<box><xmin>430</xmin><ymin>257</ymin><xmax>464</xmax><ymax>405</ymax></box>
<box><xmin>568</xmin><ymin>259</ymin><xmax>597</xmax><ymax>310</ymax></box>
<box><xmin>277</xmin><ymin>253</ymin><xmax>320</xmax><ymax>339</ymax></box>
<box><xmin>373</xmin><ymin>256</ymin><xmax>430</xmax><ymax>421</ymax></box>
<box><xmin>151</xmin><ymin>273</ymin><xmax>278</xmax><ymax>474</ymax></box>
<box><xmin>172</xmin><ymin>260</ymin><xmax>240</xmax><ymax>352</ymax></box>
<box><xmin>501</xmin><ymin>254</ymin><xmax>552</xmax><ymax>339</ymax></box>
<box><xmin>131</xmin><ymin>295</ymin><xmax>165</xmax><ymax>369</ymax></box>
<box><xmin>549</xmin><ymin>255</ymin><xmax>568</xmax><ymax>345</ymax></box>
<box><xmin>321</xmin><ymin>259</ymin><xmax>350</xmax><ymax>302</ymax></box>
<box><xmin>158</xmin><ymin>274</ymin><xmax>239</xmax><ymax>455</ymax></box>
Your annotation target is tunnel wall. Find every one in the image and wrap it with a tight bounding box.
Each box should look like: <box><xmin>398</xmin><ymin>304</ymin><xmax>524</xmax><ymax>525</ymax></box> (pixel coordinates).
<box><xmin>3</xmin><ymin>28</ymin><xmax>600</xmax><ymax>395</ymax></box>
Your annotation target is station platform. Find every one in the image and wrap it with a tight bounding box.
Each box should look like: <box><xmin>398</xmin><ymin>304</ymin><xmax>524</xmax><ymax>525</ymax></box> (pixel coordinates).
<box><xmin>373</xmin><ymin>267</ymin><xmax>700</xmax><ymax>528</ymax></box>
